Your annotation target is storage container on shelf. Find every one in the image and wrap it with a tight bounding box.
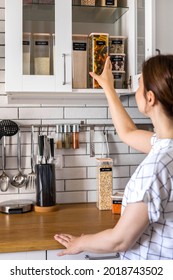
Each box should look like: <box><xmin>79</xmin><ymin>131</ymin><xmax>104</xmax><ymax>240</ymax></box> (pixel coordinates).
<box><xmin>33</xmin><ymin>33</ymin><xmax>51</xmax><ymax>75</ymax></box>
<box><xmin>81</xmin><ymin>0</ymin><xmax>95</xmax><ymax>6</ymax></box>
<box><xmin>89</xmin><ymin>33</ymin><xmax>109</xmax><ymax>89</ymax></box>
<box><xmin>110</xmin><ymin>54</ymin><xmax>125</xmax><ymax>71</ymax></box>
<box><xmin>96</xmin><ymin>158</ymin><xmax>113</xmax><ymax>210</ymax></box>
<box><xmin>23</xmin><ymin>32</ymin><xmax>31</xmax><ymax>75</ymax></box>
<box><xmin>96</xmin><ymin>0</ymin><xmax>117</xmax><ymax>6</ymax></box>
<box><xmin>109</xmin><ymin>36</ymin><xmax>126</xmax><ymax>54</ymax></box>
<box><xmin>72</xmin><ymin>34</ymin><xmax>88</xmax><ymax>89</ymax></box>
<box><xmin>113</xmin><ymin>71</ymin><xmax>126</xmax><ymax>89</ymax></box>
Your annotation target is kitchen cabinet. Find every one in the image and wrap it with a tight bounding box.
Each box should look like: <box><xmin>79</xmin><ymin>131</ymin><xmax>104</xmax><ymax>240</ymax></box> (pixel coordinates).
<box><xmin>155</xmin><ymin>0</ymin><xmax>173</xmax><ymax>54</ymax></box>
<box><xmin>5</xmin><ymin>0</ymin><xmax>155</xmax><ymax>104</ymax></box>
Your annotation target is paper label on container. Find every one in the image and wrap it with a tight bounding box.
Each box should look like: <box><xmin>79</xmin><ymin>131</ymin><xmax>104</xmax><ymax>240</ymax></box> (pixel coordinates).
<box><xmin>111</xmin><ymin>56</ymin><xmax>124</xmax><ymax>62</ymax></box>
<box><xmin>111</xmin><ymin>39</ymin><xmax>123</xmax><ymax>45</ymax></box>
<box><xmin>35</xmin><ymin>41</ymin><xmax>49</xmax><ymax>46</ymax></box>
<box><xmin>23</xmin><ymin>40</ymin><xmax>30</xmax><ymax>46</ymax></box>
<box><xmin>73</xmin><ymin>42</ymin><xmax>87</xmax><ymax>51</ymax></box>
<box><xmin>96</xmin><ymin>41</ymin><xmax>106</xmax><ymax>46</ymax></box>
<box><xmin>100</xmin><ymin>167</ymin><xmax>112</xmax><ymax>172</ymax></box>
<box><xmin>106</xmin><ymin>0</ymin><xmax>115</xmax><ymax>5</ymax></box>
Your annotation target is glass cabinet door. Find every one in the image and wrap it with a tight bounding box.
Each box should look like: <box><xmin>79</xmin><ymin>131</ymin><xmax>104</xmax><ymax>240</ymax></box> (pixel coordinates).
<box><xmin>5</xmin><ymin>0</ymin><xmax>72</xmax><ymax>93</ymax></box>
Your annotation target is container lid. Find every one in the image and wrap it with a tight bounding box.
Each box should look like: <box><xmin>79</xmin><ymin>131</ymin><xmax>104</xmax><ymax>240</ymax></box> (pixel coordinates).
<box><xmin>96</xmin><ymin>157</ymin><xmax>113</xmax><ymax>162</ymax></box>
<box><xmin>89</xmin><ymin>33</ymin><xmax>109</xmax><ymax>36</ymax></box>
<box><xmin>111</xmin><ymin>191</ymin><xmax>124</xmax><ymax>200</ymax></box>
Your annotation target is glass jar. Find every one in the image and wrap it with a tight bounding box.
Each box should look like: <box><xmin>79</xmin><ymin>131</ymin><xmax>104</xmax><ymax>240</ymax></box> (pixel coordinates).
<box><xmin>63</xmin><ymin>124</ymin><xmax>71</xmax><ymax>149</ymax></box>
<box><xmin>56</xmin><ymin>124</ymin><xmax>63</xmax><ymax>149</ymax></box>
<box><xmin>23</xmin><ymin>32</ymin><xmax>31</xmax><ymax>75</ymax></box>
<box><xmin>96</xmin><ymin>158</ymin><xmax>113</xmax><ymax>210</ymax></box>
<box><xmin>33</xmin><ymin>33</ymin><xmax>51</xmax><ymax>75</ymax></box>
<box><xmin>72</xmin><ymin>124</ymin><xmax>80</xmax><ymax>149</ymax></box>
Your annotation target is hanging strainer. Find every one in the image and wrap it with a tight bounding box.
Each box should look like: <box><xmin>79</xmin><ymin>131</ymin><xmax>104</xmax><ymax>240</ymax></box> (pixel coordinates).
<box><xmin>0</xmin><ymin>120</ymin><xmax>19</xmax><ymax>139</ymax></box>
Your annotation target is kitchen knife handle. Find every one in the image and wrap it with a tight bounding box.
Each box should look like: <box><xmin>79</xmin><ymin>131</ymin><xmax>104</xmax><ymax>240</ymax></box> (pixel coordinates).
<box><xmin>38</xmin><ymin>135</ymin><xmax>44</xmax><ymax>157</ymax></box>
<box><xmin>50</xmin><ymin>138</ymin><xmax>54</xmax><ymax>158</ymax></box>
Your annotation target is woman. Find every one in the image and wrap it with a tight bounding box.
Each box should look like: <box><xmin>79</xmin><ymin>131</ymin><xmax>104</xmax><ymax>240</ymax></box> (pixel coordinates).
<box><xmin>54</xmin><ymin>55</ymin><xmax>173</xmax><ymax>260</ymax></box>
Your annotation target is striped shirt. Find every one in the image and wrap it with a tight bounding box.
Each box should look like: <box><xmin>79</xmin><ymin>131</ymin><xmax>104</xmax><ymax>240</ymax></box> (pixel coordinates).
<box><xmin>120</xmin><ymin>136</ymin><xmax>173</xmax><ymax>260</ymax></box>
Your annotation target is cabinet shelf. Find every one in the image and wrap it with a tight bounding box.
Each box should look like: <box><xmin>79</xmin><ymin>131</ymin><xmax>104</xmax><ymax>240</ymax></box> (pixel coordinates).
<box><xmin>7</xmin><ymin>89</ymin><xmax>135</xmax><ymax>105</ymax></box>
<box><xmin>72</xmin><ymin>5</ymin><xmax>129</xmax><ymax>24</ymax></box>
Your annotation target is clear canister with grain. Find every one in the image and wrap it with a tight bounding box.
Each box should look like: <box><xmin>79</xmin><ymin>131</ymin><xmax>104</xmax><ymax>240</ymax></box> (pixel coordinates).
<box><xmin>89</xmin><ymin>33</ymin><xmax>109</xmax><ymax>89</ymax></box>
<box><xmin>110</xmin><ymin>54</ymin><xmax>125</xmax><ymax>71</ymax></box>
<box><xmin>23</xmin><ymin>32</ymin><xmax>31</xmax><ymax>75</ymax></box>
<box><xmin>109</xmin><ymin>36</ymin><xmax>126</xmax><ymax>54</ymax></box>
<box><xmin>33</xmin><ymin>33</ymin><xmax>51</xmax><ymax>75</ymax></box>
<box><xmin>72</xmin><ymin>34</ymin><xmax>88</xmax><ymax>89</ymax></box>
<box><xmin>81</xmin><ymin>0</ymin><xmax>95</xmax><ymax>5</ymax></box>
<box><xmin>111</xmin><ymin>191</ymin><xmax>124</xmax><ymax>214</ymax></box>
<box><xmin>96</xmin><ymin>158</ymin><xmax>113</xmax><ymax>210</ymax></box>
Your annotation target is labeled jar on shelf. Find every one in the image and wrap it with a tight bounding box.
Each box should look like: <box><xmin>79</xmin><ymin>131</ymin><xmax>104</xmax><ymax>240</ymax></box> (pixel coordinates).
<box><xmin>89</xmin><ymin>33</ymin><xmax>109</xmax><ymax>88</ymax></box>
<box><xmin>33</xmin><ymin>33</ymin><xmax>51</xmax><ymax>75</ymax></box>
<box><xmin>63</xmin><ymin>124</ymin><xmax>71</xmax><ymax>149</ymax></box>
<box><xmin>109</xmin><ymin>36</ymin><xmax>126</xmax><ymax>54</ymax></box>
<box><xmin>96</xmin><ymin>158</ymin><xmax>113</xmax><ymax>210</ymax></box>
<box><xmin>72</xmin><ymin>34</ymin><xmax>88</xmax><ymax>89</ymax></box>
<box><xmin>72</xmin><ymin>124</ymin><xmax>80</xmax><ymax>149</ymax></box>
<box><xmin>81</xmin><ymin>0</ymin><xmax>95</xmax><ymax>6</ymax></box>
<box><xmin>110</xmin><ymin>54</ymin><xmax>126</xmax><ymax>71</ymax></box>
<box><xmin>23</xmin><ymin>32</ymin><xmax>31</xmax><ymax>75</ymax></box>
<box><xmin>113</xmin><ymin>71</ymin><xmax>126</xmax><ymax>89</ymax></box>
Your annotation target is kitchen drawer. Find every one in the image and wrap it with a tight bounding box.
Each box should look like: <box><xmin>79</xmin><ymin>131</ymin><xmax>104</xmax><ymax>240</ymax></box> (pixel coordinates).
<box><xmin>47</xmin><ymin>250</ymin><xmax>120</xmax><ymax>260</ymax></box>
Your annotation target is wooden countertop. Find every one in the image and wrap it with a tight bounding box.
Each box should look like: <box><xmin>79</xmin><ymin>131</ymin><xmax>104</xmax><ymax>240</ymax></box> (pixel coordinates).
<box><xmin>0</xmin><ymin>203</ymin><xmax>119</xmax><ymax>253</ymax></box>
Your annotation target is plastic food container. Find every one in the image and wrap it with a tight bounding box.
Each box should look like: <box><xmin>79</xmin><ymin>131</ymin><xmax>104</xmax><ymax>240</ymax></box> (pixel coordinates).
<box><xmin>111</xmin><ymin>191</ymin><xmax>124</xmax><ymax>214</ymax></box>
<box><xmin>81</xmin><ymin>0</ymin><xmax>95</xmax><ymax>5</ymax></box>
<box><xmin>110</xmin><ymin>54</ymin><xmax>125</xmax><ymax>71</ymax></box>
<box><xmin>89</xmin><ymin>33</ymin><xmax>109</xmax><ymax>88</ymax></box>
<box><xmin>109</xmin><ymin>36</ymin><xmax>126</xmax><ymax>54</ymax></box>
<box><xmin>96</xmin><ymin>0</ymin><xmax>117</xmax><ymax>6</ymax></box>
<box><xmin>33</xmin><ymin>33</ymin><xmax>51</xmax><ymax>75</ymax></box>
<box><xmin>72</xmin><ymin>34</ymin><xmax>88</xmax><ymax>89</ymax></box>
<box><xmin>23</xmin><ymin>32</ymin><xmax>31</xmax><ymax>75</ymax></box>
<box><xmin>113</xmin><ymin>71</ymin><xmax>126</xmax><ymax>89</ymax></box>
<box><xmin>96</xmin><ymin>158</ymin><xmax>113</xmax><ymax>210</ymax></box>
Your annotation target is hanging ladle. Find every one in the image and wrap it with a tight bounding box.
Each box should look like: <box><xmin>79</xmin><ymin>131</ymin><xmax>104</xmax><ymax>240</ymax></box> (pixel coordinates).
<box><xmin>0</xmin><ymin>136</ymin><xmax>10</xmax><ymax>192</ymax></box>
<box><xmin>11</xmin><ymin>130</ymin><xmax>28</xmax><ymax>188</ymax></box>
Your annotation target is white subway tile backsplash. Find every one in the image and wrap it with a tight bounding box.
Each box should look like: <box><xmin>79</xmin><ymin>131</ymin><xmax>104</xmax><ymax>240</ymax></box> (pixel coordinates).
<box><xmin>0</xmin><ymin>107</ymin><xmax>18</xmax><ymax>119</ymax></box>
<box><xmin>65</xmin><ymin>107</ymin><xmax>107</xmax><ymax>119</ymax></box>
<box><xmin>19</xmin><ymin>107</ymin><xmax>63</xmax><ymax>119</ymax></box>
<box><xmin>66</xmin><ymin>179</ymin><xmax>96</xmax><ymax>191</ymax></box>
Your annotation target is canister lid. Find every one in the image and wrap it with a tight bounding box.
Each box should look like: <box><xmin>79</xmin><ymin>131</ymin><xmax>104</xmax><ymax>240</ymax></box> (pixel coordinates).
<box><xmin>111</xmin><ymin>191</ymin><xmax>124</xmax><ymax>200</ymax></box>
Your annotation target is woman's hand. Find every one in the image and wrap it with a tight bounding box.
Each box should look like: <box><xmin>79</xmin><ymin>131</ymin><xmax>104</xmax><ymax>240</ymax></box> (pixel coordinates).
<box><xmin>54</xmin><ymin>233</ymin><xmax>83</xmax><ymax>256</ymax></box>
<box><xmin>89</xmin><ymin>56</ymin><xmax>114</xmax><ymax>91</ymax></box>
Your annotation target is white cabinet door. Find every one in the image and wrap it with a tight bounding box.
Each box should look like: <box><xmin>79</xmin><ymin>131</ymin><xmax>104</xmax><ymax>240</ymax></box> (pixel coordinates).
<box><xmin>123</xmin><ymin>0</ymin><xmax>156</xmax><ymax>92</ymax></box>
<box><xmin>156</xmin><ymin>0</ymin><xmax>173</xmax><ymax>54</ymax></box>
<box><xmin>47</xmin><ymin>250</ymin><xmax>120</xmax><ymax>260</ymax></box>
<box><xmin>5</xmin><ymin>0</ymin><xmax>72</xmax><ymax>93</ymax></box>
<box><xmin>0</xmin><ymin>250</ymin><xmax>46</xmax><ymax>260</ymax></box>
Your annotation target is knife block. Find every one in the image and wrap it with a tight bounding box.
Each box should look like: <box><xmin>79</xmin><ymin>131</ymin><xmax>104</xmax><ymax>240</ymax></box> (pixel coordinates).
<box><xmin>35</xmin><ymin>163</ymin><xmax>56</xmax><ymax>207</ymax></box>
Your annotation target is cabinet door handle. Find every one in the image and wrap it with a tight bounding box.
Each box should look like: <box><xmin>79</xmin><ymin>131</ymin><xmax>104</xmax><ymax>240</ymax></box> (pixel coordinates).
<box><xmin>85</xmin><ymin>253</ymin><xmax>120</xmax><ymax>260</ymax></box>
<box><xmin>62</xmin><ymin>53</ymin><xmax>66</xmax><ymax>85</ymax></box>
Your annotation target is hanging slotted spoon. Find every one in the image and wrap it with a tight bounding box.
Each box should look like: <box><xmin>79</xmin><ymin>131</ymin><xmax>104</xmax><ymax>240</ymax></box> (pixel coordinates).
<box><xmin>0</xmin><ymin>119</ymin><xmax>19</xmax><ymax>139</ymax></box>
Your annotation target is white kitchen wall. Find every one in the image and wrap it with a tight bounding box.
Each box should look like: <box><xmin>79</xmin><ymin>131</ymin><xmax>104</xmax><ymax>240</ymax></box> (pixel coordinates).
<box><xmin>0</xmin><ymin>0</ymin><xmax>151</xmax><ymax>204</ymax></box>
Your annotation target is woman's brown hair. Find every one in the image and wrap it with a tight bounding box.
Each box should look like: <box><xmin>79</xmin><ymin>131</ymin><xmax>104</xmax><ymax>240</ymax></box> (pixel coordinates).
<box><xmin>142</xmin><ymin>54</ymin><xmax>173</xmax><ymax>116</ymax></box>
